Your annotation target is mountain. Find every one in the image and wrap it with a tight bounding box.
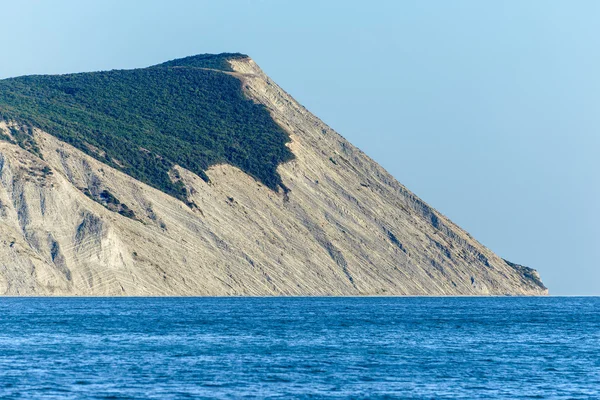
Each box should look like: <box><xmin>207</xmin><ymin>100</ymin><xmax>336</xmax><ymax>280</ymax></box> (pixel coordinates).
<box><xmin>0</xmin><ymin>54</ymin><xmax>546</xmax><ymax>295</ymax></box>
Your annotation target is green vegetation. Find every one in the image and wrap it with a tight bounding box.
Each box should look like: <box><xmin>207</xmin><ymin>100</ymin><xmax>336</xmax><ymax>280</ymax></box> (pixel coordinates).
<box><xmin>503</xmin><ymin>259</ymin><xmax>547</xmax><ymax>289</ymax></box>
<box><xmin>154</xmin><ymin>53</ymin><xmax>248</xmax><ymax>71</ymax></box>
<box><xmin>7</xmin><ymin>126</ymin><xmax>43</xmax><ymax>159</ymax></box>
<box><xmin>0</xmin><ymin>54</ymin><xmax>293</xmax><ymax>201</ymax></box>
<box><xmin>40</xmin><ymin>166</ymin><xmax>53</xmax><ymax>176</ymax></box>
<box><xmin>83</xmin><ymin>188</ymin><xmax>137</xmax><ymax>220</ymax></box>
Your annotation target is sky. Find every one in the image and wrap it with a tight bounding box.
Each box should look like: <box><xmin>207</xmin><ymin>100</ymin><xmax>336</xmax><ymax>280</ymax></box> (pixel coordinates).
<box><xmin>0</xmin><ymin>0</ymin><xmax>597</xmax><ymax>295</ymax></box>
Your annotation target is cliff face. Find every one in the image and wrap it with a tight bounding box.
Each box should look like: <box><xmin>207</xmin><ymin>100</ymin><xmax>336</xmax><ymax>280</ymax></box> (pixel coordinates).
<box><xmin>0</xmin><ymin>56</ymin><xmax>546</xmax><ymax>295</ymax></box>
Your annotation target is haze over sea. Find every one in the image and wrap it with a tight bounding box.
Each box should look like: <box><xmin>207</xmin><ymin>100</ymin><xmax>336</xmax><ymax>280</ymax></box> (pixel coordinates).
<box><xmin>0</xmin><ymin>297</ymin><xmax>597</xmax><ymax>399</ymax></box>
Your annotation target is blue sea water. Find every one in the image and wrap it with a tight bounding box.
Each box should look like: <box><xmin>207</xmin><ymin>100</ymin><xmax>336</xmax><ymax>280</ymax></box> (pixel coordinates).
<box><xmin>0</xmin><ymin>297</ymin><xmax>598</xmax><ymax>399</ymax></box>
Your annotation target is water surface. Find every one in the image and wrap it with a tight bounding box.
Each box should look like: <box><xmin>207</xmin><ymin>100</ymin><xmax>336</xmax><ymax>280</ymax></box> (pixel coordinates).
<box><xmin>0</xmin><ymin>297</ymin><xmax>598</xmax><ymax>399</ymax></box>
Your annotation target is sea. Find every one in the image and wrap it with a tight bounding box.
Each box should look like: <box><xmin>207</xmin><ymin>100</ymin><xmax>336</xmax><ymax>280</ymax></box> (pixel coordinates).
<box><xmin>0</xmin><ymin>297</ymin><xmax>597</xmax><ymax>399</ymax></box>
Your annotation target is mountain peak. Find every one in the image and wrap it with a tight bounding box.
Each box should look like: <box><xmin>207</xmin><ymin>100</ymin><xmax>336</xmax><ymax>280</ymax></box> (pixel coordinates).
<box><xmin>0</xmin><ymin>53</ymin><xmax>292</xmax><ymax>200</ymax></box>
<box><xmin>152</xmin><ymin>53</ymin><xmax>250</xmax><ymax>71</ymax></box>
<box><xmin>0</xmin><ymin>54</ymin><xmax>547</xmax><ymax>296</ymax></box>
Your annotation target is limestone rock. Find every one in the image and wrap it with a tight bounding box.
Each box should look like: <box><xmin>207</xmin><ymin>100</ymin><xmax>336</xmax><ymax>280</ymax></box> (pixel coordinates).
<box><xmin>0</xmin><ymin>56</ymin><xmax>547</xmax><ymax>295</ymax></box>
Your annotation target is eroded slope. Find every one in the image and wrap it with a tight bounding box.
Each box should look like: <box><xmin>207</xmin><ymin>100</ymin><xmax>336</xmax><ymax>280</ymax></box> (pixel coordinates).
<box><xmin>0</xmin><ymin>55</ymin><xmax>547</xmax><ymax>295</ymax></box>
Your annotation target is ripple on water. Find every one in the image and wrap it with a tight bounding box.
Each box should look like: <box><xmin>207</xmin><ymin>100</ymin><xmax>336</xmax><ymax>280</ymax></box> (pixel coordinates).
<box><xmin>0</xmin><ymin>297</ymin><xmax>597</xmax><ymax>399</ymax></box>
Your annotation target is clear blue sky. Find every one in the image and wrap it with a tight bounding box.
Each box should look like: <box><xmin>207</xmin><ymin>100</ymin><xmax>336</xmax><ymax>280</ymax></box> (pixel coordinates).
<box><xmin>1</xmin><ymin>1</ymin><xmax>597</xmax><ymax>295</ymax></box>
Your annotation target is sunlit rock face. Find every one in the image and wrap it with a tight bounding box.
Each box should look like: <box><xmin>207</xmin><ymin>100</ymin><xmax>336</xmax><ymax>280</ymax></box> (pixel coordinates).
<box><xmin>0</xmin><ymin>55</ymin><xmax>547</xmax><ymax>295</ymax></box>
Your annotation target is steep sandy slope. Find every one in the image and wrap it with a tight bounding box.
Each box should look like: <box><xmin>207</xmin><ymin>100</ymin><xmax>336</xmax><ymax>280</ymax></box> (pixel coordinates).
<box><xmin>0</xmin><ymin>57</ymin><xmax>546</xmax><ymax>295</ymax></box>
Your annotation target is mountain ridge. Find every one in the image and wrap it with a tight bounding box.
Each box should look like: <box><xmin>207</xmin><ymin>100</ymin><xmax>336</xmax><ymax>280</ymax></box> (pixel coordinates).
<box><xmin>0</xmin><ymin>54</ymin><xmax>547</xmax><ymax>295</ymax></box>
<box><xmin>0</xmin><ymin>53</ymin><xmax>293</xmax><ymax>199</ymax></box>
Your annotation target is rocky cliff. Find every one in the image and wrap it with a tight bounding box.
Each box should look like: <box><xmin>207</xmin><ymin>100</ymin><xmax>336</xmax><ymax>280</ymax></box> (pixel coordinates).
<box><xmin>0</xmin><ymin>55</ymin><xmax>547</xmax><ymax>295</ymax></box>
